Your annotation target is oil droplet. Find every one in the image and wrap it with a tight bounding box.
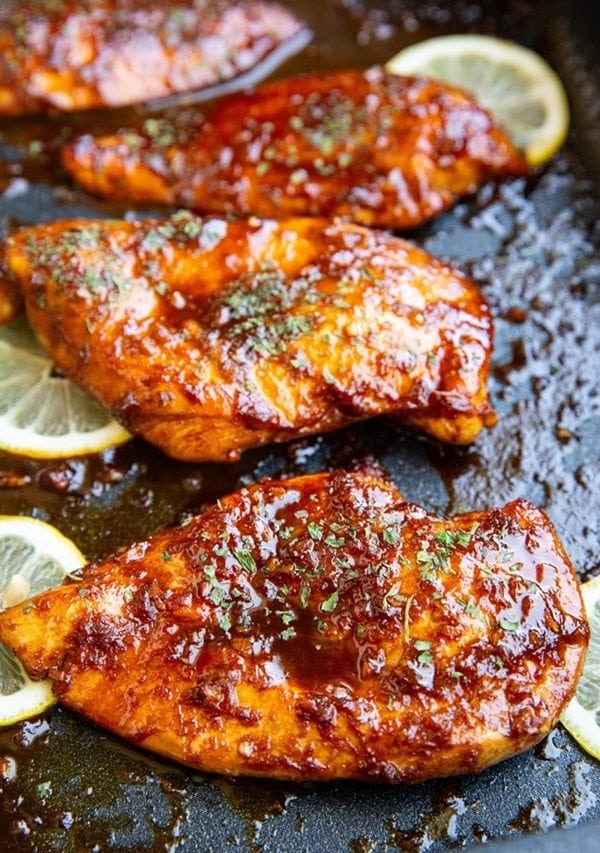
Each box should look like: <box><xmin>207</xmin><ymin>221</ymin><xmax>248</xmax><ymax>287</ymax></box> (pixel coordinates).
<box><xmin>536</xmin><ymin>728</ymin><xmax>563</xmax><ymax>760</ymax></box>
<box><xmin>16</xmin><ymin>718</ymin><xmax>50</xmax><ymax>748</ymax></box>
<box><xmin>508</xmin><ymin>760</ymin><xmax>598</xmax><ymax>832</ymax></box>
<box><xmin>386</xmin><ymin>794</ymin><xmax>467</xmax><ymax>851</ymax></box>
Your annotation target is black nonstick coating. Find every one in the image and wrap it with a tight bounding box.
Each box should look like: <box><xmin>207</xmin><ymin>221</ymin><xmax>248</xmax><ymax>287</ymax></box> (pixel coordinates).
<box><xmin>0</xmin><ymin>1</ymin><xmax>598</xmax><ymax>850</ymax></box>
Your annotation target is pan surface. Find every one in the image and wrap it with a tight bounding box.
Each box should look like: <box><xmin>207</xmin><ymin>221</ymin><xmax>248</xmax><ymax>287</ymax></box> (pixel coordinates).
<box><xmin>0</xmin><ymin>1</ymin><xmax>599</xmax><ymax>850</ymax></box>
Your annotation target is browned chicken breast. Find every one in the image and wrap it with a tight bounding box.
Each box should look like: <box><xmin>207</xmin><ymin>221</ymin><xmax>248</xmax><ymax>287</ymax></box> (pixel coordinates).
<box><xmin>0</xmin><ymin>277</ymin><xmax>20</xmax><ymax>324</ymax></box>
<box><xmin>0</xmin><ymin>471</ymin><xmax>588</xmax><ymax>783</ymax></box>
<box><xmin>63</xmin><ymin>68</ymin><xmax>527</xmax><ymax>229</ymax></box>
<box><xmin>4</xmin><ymin>213</ymin><xmax>496</xmax><ymax>461</ymax></box>
<box><xmin>0</xmin><ymin>0</ymin><xmax>305</xmax><ymax>115</ymax></box>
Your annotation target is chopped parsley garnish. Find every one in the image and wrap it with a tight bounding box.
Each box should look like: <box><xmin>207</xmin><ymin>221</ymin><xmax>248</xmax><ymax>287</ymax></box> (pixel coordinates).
<box><xmin>455</xmin><ymin>523</ymin><xmax>479</xmax><ymax>547</ymax></box>
<box><xmin>307</xmin><ymin>522</ymin><xmax>323</xmax><ymax>541</ymax></box>
<box><xmin>499</xmin><ymin>618</ymin><xmax>520</xmax><ymax>632</ymax></box>
<box><xmin>210</xmin><ymin>586</ymin><xmax>226</xmax><ymax>606</ymax></box>
<box><xmin>299</xmin><ymin>583</ymin><xmax>311</xmax><ymax>608</ymax></box>
<box><xmin>234</xmin><ymin>549</ymin><xmax>257</xmax><ymax>574</ymax></box>
<box><xmin>383</xmin><ymin>527</ymin><xmax>400</xmax><ymax>545</ymax></box>
<box><xmin>417</xmin><ymin>522</ymin><xmax>479</xmax><ymax>582</ymax></box>
<box><xmin>280</xmin><ymin>627</ymin><xmax>296</xmax><ymax>641</ymax></box>
<box><xmin>417</xmin><ymin>550</ymin><xmax>438</xmax><ymax>583</ymax></box>
<box><xmin>320</xmin><ymin>590</ymin><xmax>339</xmax><ymax>613</ymax></box>
<box><xmin>218</xmin><ymin>612</ymin><xmax>232</xmax><ymax>633</ymax></box>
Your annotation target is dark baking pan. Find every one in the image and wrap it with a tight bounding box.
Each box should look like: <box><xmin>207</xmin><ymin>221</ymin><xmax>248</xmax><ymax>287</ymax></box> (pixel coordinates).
<box><xmin>0</xmin><ymin>0</ymin><xmax>599</xmax><ymax>850</ymax></box>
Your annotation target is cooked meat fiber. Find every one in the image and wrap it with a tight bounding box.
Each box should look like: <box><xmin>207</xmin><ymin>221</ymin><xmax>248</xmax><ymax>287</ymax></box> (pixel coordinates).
<box><xmin>4</xmin><ymin>214</ymin><xmax>496</xmax><ymax>461</ymax></box>
<box><xmin>0</xmin><ymin>471</ymin><xmax>588</xmax><ymax>783</ymax></box>
<box><xmin>63</xmin><ymin>68</ymin><xmax>526</xmax><ymax>229</ymax></box>
<box><xmin>0</xmin><ymin>0</ymin><xmax>305</xmax><ymax>115</ymax></box>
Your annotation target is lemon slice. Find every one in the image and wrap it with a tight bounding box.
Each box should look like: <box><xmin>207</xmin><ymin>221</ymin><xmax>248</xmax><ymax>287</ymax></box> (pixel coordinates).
<box><xmin>0</xmin><ymin>317</ymin><xmax>130</xmax><ymax>458</ymax></box>
<box><xmin>560</xmin><ymin>574</ymin><xmax>600</xmax><ymax>760</ymax></box>
<box><xmin>386</xmin><ymin>35</ymin><xmax>569</xmax><ymax>166</ymax></box>
<box><xmin>0</xmin><ymin>515</ymin><xmax>85</xmax><ymax>726</ymax></box>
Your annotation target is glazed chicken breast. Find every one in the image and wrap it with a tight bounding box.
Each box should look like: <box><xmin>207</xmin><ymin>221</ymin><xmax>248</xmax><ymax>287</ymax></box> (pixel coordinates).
<box><xmin>62</xmin><ymin>68</ymin><xmax>527</xmax><ymax>229</ymax></box>
<box><xmin>0</xmin><ymin>277</ymin><xmax>20</xmax><ymax>325</ymax></box>
<box><xmin>4</xmin><ymin>213</ymin><xmax>496</xmax><ymax>461</ymax></box>
<box><xmin>0</xmin><ymin>471</ymin><xmax>588</xmax><ymax>783</ymax></box>
<box><xmin>0</xmin><ymin>0</ymin><xmax>305</xmax><ymax>115</ymax></box>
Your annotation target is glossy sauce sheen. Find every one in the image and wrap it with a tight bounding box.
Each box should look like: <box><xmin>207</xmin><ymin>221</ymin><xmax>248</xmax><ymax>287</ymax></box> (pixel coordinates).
<box><xmin>0</xmin><ymin>472</ymin><xmax>588</xmax><ymax>783</ymax></box>
<box><xmin>62</xmin><ymin>68</ymin><xmax>527</xmax><ymax>229</ymax></box>
<box><xmin>4</xmin><ymin>214</ymin><xmax>495</xmax><ymax>461</ymax></box>
<box><xmin>0</xmin><ymin>0</ymin><xmax>304</xmax><ymax>114</ymax></box>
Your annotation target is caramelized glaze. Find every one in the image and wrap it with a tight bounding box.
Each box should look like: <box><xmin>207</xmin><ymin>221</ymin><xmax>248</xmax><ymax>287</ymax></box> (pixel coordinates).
<box><xmin>0</xmin><ymin>471</ymin><xmax>588</xmax><ymax>782</ymax></box>
<box><xmin>62</xmin><ymin>67</ymin><xmax>526</xmax><ymax>229</ymax></box>
<box><xmin>0</xmin><ymin>0</ymin><xmax>304</xmax><ymax>114</ymax></box>
<box><xmin>4</xmin><ymin>213</ymin><xmax>496</xmax><ymax>461</ymax></box>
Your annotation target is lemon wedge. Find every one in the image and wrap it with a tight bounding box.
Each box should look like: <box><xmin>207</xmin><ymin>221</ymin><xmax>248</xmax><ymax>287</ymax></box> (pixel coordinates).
<box><xmin>386</xmin><ymin>35</ymin><xmax>569</xmax><ymax>166</ymax></box>
<box><xmin>0</xmin><ymin>515</ymin><xmax>85</xmax><ymax>726</ymax></box>
<box><xmin>0</xmin><ymin>317</ymin><xmax>130</xmax><ymax>458</ymax></box>
<box><xmin>561</xmin><ymin>574</ymin><xmax>600</xmax><ymax>760</ymax></box>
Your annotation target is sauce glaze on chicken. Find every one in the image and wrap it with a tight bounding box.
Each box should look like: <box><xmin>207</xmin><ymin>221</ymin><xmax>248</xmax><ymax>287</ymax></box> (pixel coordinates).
<box><xmin>63</xmin><ymin>68</ymin><xmax>527</xmax><ymax>228</ymax></box>
<box><xmin>4</xmin><ymin>213</ymin><xmax>496</xmax><ymax>461</ymax></box>
<box><xmin>0</xmin><ymin>0</ymin><xmax>305</xmax><ymax>114</ymax></box>
<box><xmin>0</xmin><ymin>471</ymin><xmax>588</xmax><ymax>782</ymax></box>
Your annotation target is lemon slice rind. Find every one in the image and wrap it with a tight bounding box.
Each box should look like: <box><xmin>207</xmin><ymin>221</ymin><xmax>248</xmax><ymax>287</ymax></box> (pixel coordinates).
<box><xmin>386</xmin><ymin>35</ymin><xmax>569</xmax><ymax>167</ymax></box>
<box><xmin>0</xmin><ymin>321</ymin><xmax>130</xmax><ymax>459</ymax></box>
<box><xmin>0</xmin><ymin>515</ymin><xmax>86</xmax><ymax>726</ymax></box>
<box><xmin>560</xmin><ymin>574</ymin><xmax>600</xmax><ymax>761</ymax></box>
<box><xmin>0</xmin><ymin>514</ymin><xmax>87</xmax><ymax>571</ymax></box>
<box><xmin>0</xmin><ymin>669</ymin><xmax>55</xmax><ymax>727</ymax></box>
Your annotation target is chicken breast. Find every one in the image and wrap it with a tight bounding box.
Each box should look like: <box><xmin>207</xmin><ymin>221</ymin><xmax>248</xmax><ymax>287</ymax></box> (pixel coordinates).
<box><xmin>0</xmin><ymin>277</ymin><xmax>20</xmax><ymax>325</ymax></box>
<box><xmin>0</xmin><ymin>0</ymin><xmax>305</xmax><ymax>115</ymax></box>
<box><xmin>4</xmin><ymin>213</ymin><xmax>496</xmax><ymax>461</ymax></box>
<box><xmin>62</xmin><ymin>67</ymin><xmax>527</xmax><ymax>229</ymax></box>
<box><xmin>0</xmin><ymin>471</ymin><xmax>588</xmax><ymax>783</ymax></box>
